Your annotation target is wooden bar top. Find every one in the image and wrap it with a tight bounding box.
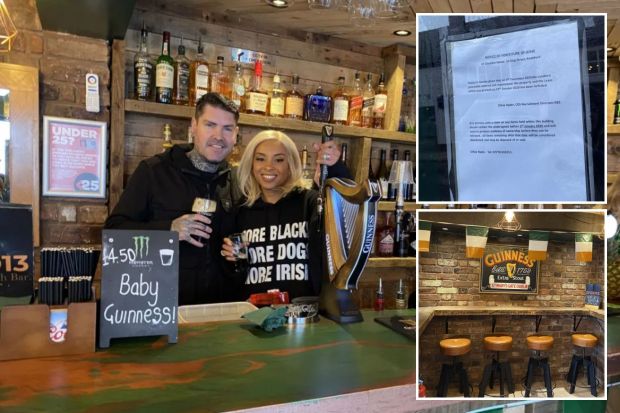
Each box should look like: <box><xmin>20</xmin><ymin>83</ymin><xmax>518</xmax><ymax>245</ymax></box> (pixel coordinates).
<box><xmin>418</xmin><ymin>306</ymin><xmax>605</xmax><ymax>334</ymax></box>
<box><xmin>0</xmin><ymin>310</ymin><xmax>415</xmax><ymax>413</ymax></box>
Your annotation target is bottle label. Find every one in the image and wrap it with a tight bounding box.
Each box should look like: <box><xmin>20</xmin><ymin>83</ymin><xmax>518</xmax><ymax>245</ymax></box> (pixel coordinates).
<box><xmin>285</xmin><ymin>96</ymin><xmax>304</xmax><ymax>116</ymax></box>
<box><xmin>233</xmin><ymin>83</ymin><xmax>246</xmax><ymax>97</ymax></box>
<box><xmin>362</xmin><ymin>97</ymin><xmax>374</xmax><ymax>115</ymax></box>
<box><xmin>374</xmin><ymin>94</ymin><xmax>387</xmax><ymax>114</ymax></box>
<box><xmin>176</xmin><ymin>63</ymin><xmax>190</xmax><ymax>100</ymax></box>
<box><xmin>270</xmin><ymin>96</ymin><xmax>285</xmax><ymax>116</ymax></box>
<box><xmin>378</xmin><ymin>234</ymin><xmax>394</xmax><ymax>255</ymax></box>
<box><xmin>246</xmin><ymin>92</ymin><xmax>268</xmax><ymax>112</ymax></box>
<box><xmin>156</xmin><ymin>63</ymin><xmax>174</xmax><ymax>88</ymax></box>
<box><xmin>333</xmin><ymin>99</ymin><xmax>349</xmax><ymax>122</ymax></box>
<box><xmin>196</xmin><ymin>65</ymin><xmax>209</xmax><ymax>88</ymax></box>
<box><xmin>348</xmin><ymin>96</ymin><xmax>363</xmax><ymax>125</ymax></box>
<box><xmin>135</xmin><ymin>60</ymin><xmax>153</xmax><ymax>98</ymax></box>
<box><xmin>380</xmin><ymin>178</ymin><xmax>389</xmax><ymax>199</ymax></box>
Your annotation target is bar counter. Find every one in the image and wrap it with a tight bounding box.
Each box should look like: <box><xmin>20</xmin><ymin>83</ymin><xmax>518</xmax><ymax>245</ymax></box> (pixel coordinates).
<box><xmin>0</xmin><ymin>309</ymin><xmax>416</xmax><ymax>413</ymax></box>
<box><xmin>418</xmin><ymin>306</ymin><xmax>605</xmax><ymax>395</ymax></box>
<box><xmin>418</xmin><ymin>306</ymin><xmax>605</xmax><ymax>334</ymax></box>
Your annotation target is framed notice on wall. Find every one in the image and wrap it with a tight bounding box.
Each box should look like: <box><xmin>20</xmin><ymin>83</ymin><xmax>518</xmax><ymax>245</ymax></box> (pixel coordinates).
<box><xmin>480</xmin><ymin>244</ymin><xmax>540</xmax><ymax>294</ymax></box>
<box><xmin>42</xmin><ymin>116</ymin><xmax>107</xmax><ymax>198</ymax></box>
<box><xmin>443</xmin><ymin>20</ymin><xmax>593</xmax><ymax>201</ymax></box>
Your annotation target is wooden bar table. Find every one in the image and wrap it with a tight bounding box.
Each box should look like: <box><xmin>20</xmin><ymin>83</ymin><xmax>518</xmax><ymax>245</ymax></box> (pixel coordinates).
<box><xmin>418</xmin><ymin>306</ymin><xmax>605</xmax><ymax>396</ymax></box>
<box><xmin>0</xmin><ymin>310</ymin><xmax>418</xmax><ymax>413</ymax></box>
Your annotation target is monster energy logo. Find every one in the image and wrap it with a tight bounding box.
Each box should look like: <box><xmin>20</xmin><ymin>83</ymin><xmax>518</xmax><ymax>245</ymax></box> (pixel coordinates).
<box><xmin>133</xmin><ymin>236</ymin><xmax>150</xmax><ymax>259</ymax></box>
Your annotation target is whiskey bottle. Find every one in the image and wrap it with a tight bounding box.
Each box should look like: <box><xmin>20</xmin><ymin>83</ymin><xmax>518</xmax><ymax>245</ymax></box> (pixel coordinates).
<box><xmin>615</xmin><ymin>93</ymin><xmax>620</xmax><ymax>124</ymax></box>
<box><xmin>332</xmin><ymin>76</ymin><xmax>349</xmax><ymax>125</ymax></box>
<box><xmin>304</xmin><ymin>85</ymin><xmax>332</xmax><ymax>123</ymax></box>
<box><xmin>407</xmin><ymin>212</ymin><xmax>416</xmax><ymax>256</ymax></box>
<box><xmin>393</xmin><ymin>210</ymin><xmax>409</xmax><ymax>257</ymax></box>
<box><xmin>155</xmin><ymin>31</ymin><xmax>174</xmax><ymax>104</ymax></box>
<box><xmin>348</xmin><ymin>72</ymin><xmax>363</xmax><ymax>127</ymax></box>
<box><xmin>300</xmin><ymin>145</ymin><xmax>314</xmax><ymax>187</ymax></box>
<box><xmin>172</xmin><ymin>39</ymin><xmax>190</xmax><ymax>105</ymax></box>
<box><xmin>189</xmin><ymin>38</ymin><xmax>209</xmax><ymax>106</ymax></box>
<box><xmin>373</xmin><ymin>72</ymin><xmax>387</xmax><ymax>129</ymax></box>
<box><xmin>404</xmin><ymin>149</ymin><xmax>414</xmax><ymax>201</ymax></box>
<box><xmin>269</xmin><ymin>73</ymin><xmax>285</xmax><ymax>117</ymax></box>
<box><xmin>376</xmin><ymin>211</ymin><xmax>395</xmax><ymax>257</ymax></box>
<box><xmin>388</xmin><ymin>149</ymin><xmax>398</xmax><ymax>201</ymax></box>
<box><xmin>361</xmin><ymin>73</ymin><xmax>374</xmax><ymax>128</ymax></box>
<box><xmin>377</xmin><ymin>149</ymin><xmax>389</xmax><ymax>200</ymax></box>
<box><xmin>134</xmin><ymin>23</ymin><xmax>153</xmax><ymax>101</ymax></box>
<box><xmin>245</xmin><ymin>59</ymin><xmax>269</xmax><ymax>115</ymax></box>
<box><xmin>231</xmin><ymin>58</ymin><xmax>246</xmax><ymax>111</ymax></box>
<box><xmin>285</xmin><ymin>74</ymin><xmax>304</xmax><ymax>119</ymax></box>
<box><xmin>162</xmin><ymin>123</ymin><xmax>173</xmax><ymax>152</ymax></box>
<box><xmin>368</xmin><ymin>154</ymin><xmax>376</xmax><ymax>181</ymax></box>
<box><xmin>211</xmin><ymin>56</ymin><xmax>231</xmax><ymax>98</ymax></box>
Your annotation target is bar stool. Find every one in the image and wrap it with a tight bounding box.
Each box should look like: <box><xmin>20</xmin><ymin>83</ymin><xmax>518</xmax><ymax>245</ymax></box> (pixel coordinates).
<box><xmin>567</xmin><ymin>333</ymin><xmax>598</xmax><ymax>396</ymax></box>
<box><xmin>478</xmin><ymin>335</ymin><xmax>515</xmax><ymax>397</ymax></box>
<box><xmin>436</xmin><ymin>337</ymin><xmax>471</xmax><ymax>397</ymax></box>
<box><xmin>524</xmin><ymin>335</ymin><xmax>554</xmax><ymax>397</ymax></box>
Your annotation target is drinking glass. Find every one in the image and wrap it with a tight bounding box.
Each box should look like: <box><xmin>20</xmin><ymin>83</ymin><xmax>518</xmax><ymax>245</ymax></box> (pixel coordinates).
<box><xmin>229</xmin><ymin>232</ymin><xmax>249</xmax><ymax>272</ymax></box>
<box><xmin>192</xmin><ymin>197</ymin><xmax>217</xmax><ymax>243</ymax></box>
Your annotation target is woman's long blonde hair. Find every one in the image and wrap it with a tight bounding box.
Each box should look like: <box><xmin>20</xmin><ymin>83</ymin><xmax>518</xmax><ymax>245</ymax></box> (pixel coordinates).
<box><xmin>237</xmin><ymin>130</ymin><xmax>311</xmax><ymax>206</ymax></box>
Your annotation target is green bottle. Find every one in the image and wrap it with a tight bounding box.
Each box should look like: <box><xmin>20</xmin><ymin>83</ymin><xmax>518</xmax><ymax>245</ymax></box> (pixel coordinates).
<box><xmin>155</xmin><ymin>31</ymin><xmax>174</xmax><ymax>104</ymax></box>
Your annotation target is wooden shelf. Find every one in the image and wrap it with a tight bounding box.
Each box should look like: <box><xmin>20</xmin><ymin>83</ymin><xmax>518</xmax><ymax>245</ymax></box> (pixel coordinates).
<box><xmin>125</xmin><ymin>99</ymin><xmax>416</xmax><ymax>143</ymax></box>
<box><xmin>366</xmin><ymin>257</ymin><xmax>416</xmax><ymax>268</ymax></box>
<box><xmin>378</xmin><ymin>201</ymin><xmax>417</xmax><ymax>212</ymax></box>
<box><xmin>609</xmin><ymin>124</ymin><xmax>620</xmax><ymax>134</ymax></box>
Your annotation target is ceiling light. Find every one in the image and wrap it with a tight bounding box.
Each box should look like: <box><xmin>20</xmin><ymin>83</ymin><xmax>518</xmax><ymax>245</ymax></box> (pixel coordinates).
<box><xmin>505</xmin><ymin>211</ymin><xmax>515</xmax><ymax>223</ymax></box>
<box><xmin>266</xmin><ymin>0</ymin><xmax>289</xmax><ymax>8</ymax></box>
<box><xmin>606</xmin><ymin>212</ymin><xmax>618</xmax><ymax>239</ymax></box>
<box><xmin>496</xmin><ymin>211</ymin><xmax>521</xmax><ymax>232</ymax></box>
<box><xmin>393</xmin><ymin>29</ymin><xmax>411</xmax><ymax>36</ymax></box>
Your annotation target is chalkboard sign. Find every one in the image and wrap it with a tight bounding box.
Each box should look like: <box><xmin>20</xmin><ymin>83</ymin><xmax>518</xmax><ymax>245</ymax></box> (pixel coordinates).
<box><xmin>0</xmin><ymin>205</ymin><xmax>34</xmax><ymax>302</ymax></box>
<box><xmin>99</xmin><ymin>230</ymin><xmax>179</xmax><ymax>348</ymax></box>
<box><xmin>480</xmin><ymin>244</ymin><xmax>539</xmax><ymax>294</ymax></box>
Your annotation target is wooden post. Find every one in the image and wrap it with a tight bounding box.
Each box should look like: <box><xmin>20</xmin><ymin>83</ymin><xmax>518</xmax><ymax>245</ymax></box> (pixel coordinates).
<box><xmin>382</xmin><ymin>46</ymin><xmax>406</xmax><ymax>132</ymax></box>
<box><xmin>109</xmin><ymin>39</ymin><xmax>126</xmax><ymax>211</ymax></box>
<box><xmin>607</xmin><ymin>62</ymin><xmax>620</xmax><ymax>126</ymax></box>
<box><xmin>354</xmin><ymin>137</ymin><xmax>373</xmax><ymax>183</ymax></box>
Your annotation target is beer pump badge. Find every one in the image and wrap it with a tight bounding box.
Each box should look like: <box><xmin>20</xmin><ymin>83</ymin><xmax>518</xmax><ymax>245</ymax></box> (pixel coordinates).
<box><xmin>480</xmin><ymin>245</ymin><xmax>539</xmax><ymax>294</ymax></box>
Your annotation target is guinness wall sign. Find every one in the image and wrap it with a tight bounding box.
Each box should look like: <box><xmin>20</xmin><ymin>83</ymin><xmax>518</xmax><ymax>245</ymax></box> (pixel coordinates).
<box><xmin>480</xmin><ymin>244</ymin><xmax>540</xmax><ymax>294</ymax></box>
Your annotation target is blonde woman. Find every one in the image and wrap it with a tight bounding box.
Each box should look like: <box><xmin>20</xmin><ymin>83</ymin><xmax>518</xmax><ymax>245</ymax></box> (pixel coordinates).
<box><xmin>220</xmin><ymin>130</ymin><xmax>349</xmax><ymax>301</ymax></box>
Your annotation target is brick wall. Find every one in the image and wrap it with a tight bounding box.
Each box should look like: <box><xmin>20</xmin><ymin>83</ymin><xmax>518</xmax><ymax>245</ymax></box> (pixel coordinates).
<box><xmin>419</xmin><ymin>231</ymin><xmax>605</xmax><ymax>307</ymax></box>
<box><xmin>1</xmin><ymin>0</ymin><xmax>110</xmax><ymax>252</ymax></box>
<box><xmin>419</xmin><ymin>315</ymin><xmax>605</xmax><ymax>396</ymax></box>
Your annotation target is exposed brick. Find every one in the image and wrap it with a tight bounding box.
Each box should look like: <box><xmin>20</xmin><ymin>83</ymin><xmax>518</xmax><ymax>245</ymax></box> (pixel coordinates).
<box><xmin>42</xmin><ymin>82</ymin><xmax>59</xmax><ymax>101</ymax></box>
<box><xmin>78</xmin><ymin>205</ymin><xmax>108</xmax><ymax>224</ymax></box>
<box><xmin>43</xmin><ymin>101</ymin><xmax>110</xmax><ymax>123</ymax></box>
<box><xmin>44</xmin><ymin>32</ymin><xmax>109</xmax><ymax>63</ymax></box>
<box><xmin>41</xmin><ymin>222</ymin><xmax>101</xmax><ymax>245</ymax></box>
<box><xmin>58</xmin><ymin>205</ymin><xmax>77</xmax><ymax>222</ymax></box>
<box><xmin>27</xmin><ymin>32</ymin><xmax>43</xmax><ymax>54</ymax></box>
<box><xmin>421</xmin><ymin>280</ymin><xmax>441</xmax><ymax>287</ymax></box>
<box><xmin>437</xmin><ymin>287</ymin><xmax>457</xmax><ymax>294</ymax></box>
<box><xmin>11</xmin><ymin>32</ymin><xmax>26</xmax><ymax>53</ymax></box>
<box><xmin>437</xmin><ymin>258</ymin><xmax>457</xmax><ymax>266</ymax></box>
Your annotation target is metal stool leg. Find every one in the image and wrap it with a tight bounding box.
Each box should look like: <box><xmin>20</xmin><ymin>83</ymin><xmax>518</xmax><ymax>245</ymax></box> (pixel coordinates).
<box><xmin>459</xmin><ymin>362</ymin><xmax>470</xmax><ymax>397</ymax></box>
<box><xmin>478</xmin><ymin>363</ymin><xmax>493</xmax><ymax>397</ymax></box>
<box><xmin>542</xmin><ymin>358</ymin><xmax>553</xmax><ymax>397</ymax></box>
<box><xmin>587</xmin><ymin>357</ymin><xmax>597</xmax><ymax>397</ymax></box>
<box><xmin>524</xmin><ymin>357</ymin><xmax>535</xmax><ymax>397</ymax></box>
<box><xmin>437</xmin><ymin>363</ymin><xmax>449</xmax><ymax>397</ymax></box>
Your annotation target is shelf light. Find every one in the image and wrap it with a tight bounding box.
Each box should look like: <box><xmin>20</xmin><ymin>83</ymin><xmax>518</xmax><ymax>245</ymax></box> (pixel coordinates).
<box><xmin>266</xmin><ymin>0</ymin><xmax>290</xmax><ymax>7</ymax></box>
<box><xmin>606</xmin><ymin>212</ymin><xmax>618</xmax><ymax>239</ymax></box>
<box><xmin>393</xmin><ymin>29</ymin><xmax>411</xmax><ymax>37</ymax></box>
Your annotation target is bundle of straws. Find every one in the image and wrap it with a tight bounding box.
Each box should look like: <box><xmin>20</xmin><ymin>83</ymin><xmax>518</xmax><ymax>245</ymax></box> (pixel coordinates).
<box><xmin>39</xmin><ymin>248</ymin><xmax>100</xmax><ymax>305</ymax></box>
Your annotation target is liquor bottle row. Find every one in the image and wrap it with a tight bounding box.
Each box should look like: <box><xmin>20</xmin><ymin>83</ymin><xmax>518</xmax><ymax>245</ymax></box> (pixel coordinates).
<box><xmin>369</xmin><ymin>148</ymin><xmax>416</xmax><ymax>201</ymax></box>
<box><xmin>373</xmin><ymin>211</ymin><xmax>416</xmax><ymax>258</ymax></box>
<box><xmin>133</xmin><ymin>28</ymin><xmax>393</xmax><ymax>128</ymax></box>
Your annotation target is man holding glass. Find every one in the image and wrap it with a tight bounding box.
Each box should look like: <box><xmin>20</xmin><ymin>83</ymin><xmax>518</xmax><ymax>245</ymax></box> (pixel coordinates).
<box><xmin>105</xmin><ymin>93</ymin><xmax>344</xmax><ymax>305</ymax></box>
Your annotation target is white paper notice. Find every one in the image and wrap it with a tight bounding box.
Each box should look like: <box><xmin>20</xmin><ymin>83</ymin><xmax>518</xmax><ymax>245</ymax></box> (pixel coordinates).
<box><xmin>450</xmin><ymin>22</ymin><xmax>587</xmax><ymax>201</ymax></box>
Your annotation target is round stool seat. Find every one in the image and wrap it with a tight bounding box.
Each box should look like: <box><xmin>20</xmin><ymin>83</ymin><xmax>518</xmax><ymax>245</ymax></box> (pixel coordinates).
<box><xmin>526</xmin><ymin>335</ymin><xmax>554</xmax><ymax>351</ymax></box>
<box><xmin>572</xmin><ymin>333</ymin><xmax>598</xmax><ymax>348</ymax></box>
<box><xmin>440</xmin><ymin>338</ymin><xmax>471</xmax><ymax>356</ymax></box>
<box><xmin>483</xmin><ymin>335</ymin><xmax>513</xmax><ymax>352</ymax></box>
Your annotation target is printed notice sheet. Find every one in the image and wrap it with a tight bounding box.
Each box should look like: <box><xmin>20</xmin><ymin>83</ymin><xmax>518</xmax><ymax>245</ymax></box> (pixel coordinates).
<box><xmin>450</xmin><ymin>21</ymin><xmax>587</xmax><ymax>201</ymax></box>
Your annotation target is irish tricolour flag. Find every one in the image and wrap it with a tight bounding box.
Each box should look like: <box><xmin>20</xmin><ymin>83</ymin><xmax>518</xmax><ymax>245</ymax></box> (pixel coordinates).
<box><xmin>528</xmin><ymin>231</ymin><xmax>549</xmax><ymax>261</ymax></box>
<box><xmin>418</xmin><ymin>220</ymin><xmax>432</xmax><ymax>253</ymax></box>
<box><xmin>575</xmin><ymin>233</ymin><xmax>593</xmax><ymax>262</ymax></box>
<box><xmin>466</xmin><ymin>226</ymin><xmax>488</xmax><ymax>258</ymax></box>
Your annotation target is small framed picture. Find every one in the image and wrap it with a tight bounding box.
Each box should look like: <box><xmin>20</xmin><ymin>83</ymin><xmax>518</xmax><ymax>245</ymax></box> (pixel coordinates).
<box><xmin>42</xmin><ymin>116</ymin><xmax>107</xmax><ymax>198</ymax></box>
